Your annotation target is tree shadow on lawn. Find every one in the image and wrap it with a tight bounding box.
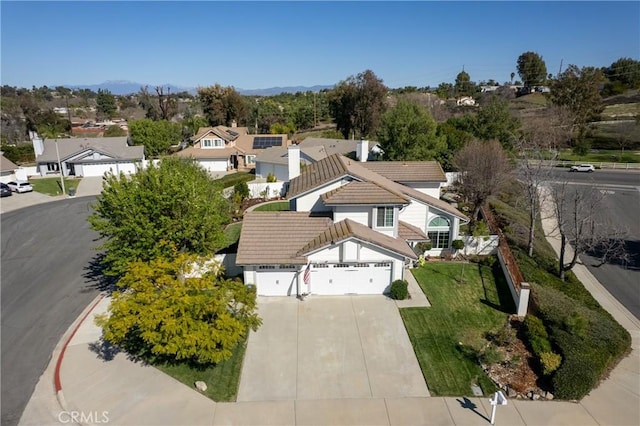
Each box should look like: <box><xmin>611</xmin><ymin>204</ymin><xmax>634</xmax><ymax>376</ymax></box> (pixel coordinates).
<box><xmin>479</xmin><ymin>263</ymin><xmax>516</xmax><ymax>314</ymax></box>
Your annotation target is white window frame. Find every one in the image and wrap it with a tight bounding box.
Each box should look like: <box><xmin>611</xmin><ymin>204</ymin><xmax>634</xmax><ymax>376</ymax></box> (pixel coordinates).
<box><xmin>202</xmin><ymin>138</ymin><xmax>224</xmax><ymax>149</ymax></box>
<box><xmin>376</xmin><ymin>206</ymin><xmax>395</xmax><ymax>228</ymax></box>
<box><xmin>427</xmin><ymin>216</ymin><xmax>451</xmax><ymax>249</ymax></box>
<box><xmin>246</xmin><ymin>155</ymin><xmax>256</xmax><ymax>165</ymax></box>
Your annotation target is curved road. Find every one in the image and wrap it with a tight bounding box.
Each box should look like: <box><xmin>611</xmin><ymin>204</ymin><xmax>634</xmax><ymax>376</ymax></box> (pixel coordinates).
<box><xmin>544</xmin><ymin>168</ymin><xmax>640</xmax><ymax>319</ymax></box>
<box><xmin>1</xmin><ymin>197</ymin><xmax>102</xmax><ymax>426</ymax></box>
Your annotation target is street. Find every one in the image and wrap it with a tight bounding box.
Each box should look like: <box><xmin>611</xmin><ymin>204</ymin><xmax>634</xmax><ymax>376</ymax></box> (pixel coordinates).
<box><xmin>1</xmin><ymin>197</ymin><xmax>102</xmax><ymax>426</ymax></box>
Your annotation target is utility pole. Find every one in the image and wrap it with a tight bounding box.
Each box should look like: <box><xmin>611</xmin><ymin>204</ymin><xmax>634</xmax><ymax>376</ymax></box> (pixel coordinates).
<box><xmin>55</xmin><ymin>140</ymin><xmax>66</xmax><ymax>195</ymax></box>
<box><xmin>313</xmin><ymin>92</ymin><xmax>317</xmax><ymax>128</ymax></box>
<box><xmin>557</xmin><ymin>59</ymin><xmax>563</xmax><ymax>78</ymax></box>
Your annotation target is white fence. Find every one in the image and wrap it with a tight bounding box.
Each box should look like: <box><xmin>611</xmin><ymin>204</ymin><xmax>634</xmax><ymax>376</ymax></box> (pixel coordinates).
<box><xmin>444</xmin><ymin>172</ymin><xmax>460</xmax><ymax>187</ymax></box>
<box><xmin>247</xmin><ymin>181</ymin><xmax>286</xmax><ymax>199</ymax></box>
<box><xmin>461</xmin><ymin>235</ymin><xmax>499</xmax><ymax>256</ymax></box>
<box><xmin>524</xmin><ymin>159</ymin><xmax>640</xmax><ymax>170</ymax></box>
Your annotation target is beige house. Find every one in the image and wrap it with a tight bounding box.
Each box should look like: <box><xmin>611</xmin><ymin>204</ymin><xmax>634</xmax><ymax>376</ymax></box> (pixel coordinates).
<box><xmin>175</xmin><ymin>125</ymin><xmax>288</xmax><ymax>174</ymax></box>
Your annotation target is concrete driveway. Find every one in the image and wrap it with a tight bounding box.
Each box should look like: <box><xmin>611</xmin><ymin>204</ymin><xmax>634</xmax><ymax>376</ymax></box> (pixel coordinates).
<box><xmin>237</xmin><ymin>296</ymin><xmax>429</xmax><ymax>402</ymax></box>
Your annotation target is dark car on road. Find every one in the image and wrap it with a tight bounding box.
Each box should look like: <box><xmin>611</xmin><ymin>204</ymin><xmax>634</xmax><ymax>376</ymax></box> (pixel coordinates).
<box><xmin>0</xmin><ymin>182</ymin><xmax>12</xmax><ymax>197</ymax></box>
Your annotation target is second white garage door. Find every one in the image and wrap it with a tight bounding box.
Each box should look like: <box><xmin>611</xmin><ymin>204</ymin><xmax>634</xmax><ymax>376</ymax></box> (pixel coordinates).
<box><xmin>309</xmin><ymin>263</ymin><xmax>392</xmax><ymax>295</ymax></box>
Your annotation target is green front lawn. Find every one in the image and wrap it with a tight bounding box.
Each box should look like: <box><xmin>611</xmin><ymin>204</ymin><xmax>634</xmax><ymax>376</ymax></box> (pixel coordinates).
<box><xmin>30</xmin><ymin>177</ymin><xmax>81</xmax><ymax>196</ymax></box>
<box><xmin>155</xmin><ymin>337</ymin><xmax>247</xmax><ymax>402</ymax></box>
<box><xmin>223</xmin><ymin>222</ymin><xmax>242</xmax><ymax>249</ymax></box>
<box><xmin>557</xmin><ymin>148</ymin><xmax>640</xmax><ymax>164</ymax></box>
<box><xmin>252</xmin><ymin>201</ymin><xmax>290</xmax><ymax>211</ymax></box>
<box><xmin>213</xmin><ymin>172</ymin><xmax>254</xmax><ymax>188</ymax></box>
<box><xmin>401</xmin><ymin>262</ymin><xmax>515</xmax><ymax>396</ymax></box>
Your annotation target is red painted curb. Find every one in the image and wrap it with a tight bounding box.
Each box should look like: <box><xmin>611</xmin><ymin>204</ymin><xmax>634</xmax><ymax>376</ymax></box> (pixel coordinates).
<box><xmin>54</xmin><ymin>295</ymin><xmax>105</xmax><ymax>392</ymax></box>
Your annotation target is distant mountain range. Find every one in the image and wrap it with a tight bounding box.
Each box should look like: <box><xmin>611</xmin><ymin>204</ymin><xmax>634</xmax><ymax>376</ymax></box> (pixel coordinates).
<box><xmin>63</xmin><ymin>80</ymin><xmax>333</xmax><ymax>96</ymax></box>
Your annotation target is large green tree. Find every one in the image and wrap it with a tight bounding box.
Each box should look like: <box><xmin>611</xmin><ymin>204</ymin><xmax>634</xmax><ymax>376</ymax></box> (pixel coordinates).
<box><xmin>474</xmin><ymin>96</ymin><xmax>520</xmax><ymax>149</ymax></box>
<box><xmin>88</xmin><ymin>157</ymin><xmax>231</xmax><ymax>277</ymax></box>
<box><xmin>605</xmin><ymin>57</ymin><xmax>640</xmax><ymax>92</ymax></box>
<box><xmin>198</xmin><ymin>84</ymin><xmax>249</xmax><ymax>127</ymax></box>
<box><xmin>96</xmin><ymin>89</ymin><xmax>117</xmax><ymax>120</ymax></box>
<box><xmin>454</xmin><ymin>70</ymin><xmax>475</xmax><ymax>96</ymax></box>
<box><xmin>377</xmin><ymin>99</ymin><xmax>445</xmax><ymax>161</ymax></box>
<box><xmin>328</xmin><ymin>69</ymin><xmax>387</xmax><ymax>139</ymax></box>
<box><xmin>128</xmin><ymin>118</ymin><xmax>182</xmax><ymax>157</ymax></box>
<box><xmin>96</xmin><ymin>253</ymin><xmax>261</xmax><ymax>365</ymax></box>
<box><xmin>517</xmin><ymin>51</ymin><xmax>548</xmax><ymax>87</ymax></box>
<box><xmin>550</xmin><ymin>64</ymin><xmax>605</xmax><ymax>154</ymax></box>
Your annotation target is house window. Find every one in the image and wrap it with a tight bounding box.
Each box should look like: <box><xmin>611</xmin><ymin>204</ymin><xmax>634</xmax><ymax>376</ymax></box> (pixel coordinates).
<box><xmin>202</xmin><ymin>138</ymin><xmax>224</xmax><ymax>148</ymax></box>
<box><xmin>376</xmin><ymin>207</ymin><xmax>394</xmax><ymax>228</ymax></box>
<box><xmin>246</xmin><ymin>155</ymin><xmax>256</xmax><ymax>165</ymax></box>
<box><xmin>427</xmin><ymin>216</ymin><xmax>451</xmax><ymax>249</ymax></box>
<box><xmin>46</xmin><ymin>163</ymin><xmax>59</xmax><ymax>171</ymax></box>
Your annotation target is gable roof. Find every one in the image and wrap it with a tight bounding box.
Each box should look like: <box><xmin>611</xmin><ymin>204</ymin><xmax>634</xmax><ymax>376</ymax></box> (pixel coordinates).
<box><xmin>36</xmin><ymin>137</ymin><xmax>144</xmax><ymax>163</ymax></box>
<box><xmin>321</xmin><ymin>181</ymin><xmax>409</xmax><ymax>205</ymax></box>
<box><xmin>360</xmin><ymin>161</ymin><xmax>446</xmax><ymax>183</ymax></box>
<box><xmin>236</xmin><ymin>212</ymin><xmax>333</xmax><ymax>265</ymax></box>
<box><xmin>297</xmin><ymin>219</ymin><xmax>417</xmax><ymax>260</ymax></box>
<box><xmin>398</xmin><ymin>221</ymin><xmax>429</xmax><ymax>242</ymax></box>
<box><xmin>174</xmin><ymin>145</ymin><xmax>242</xmax><ymax>160</ymax></box>
<box><xmin>234</xmin><ymin>134</ymin><xmax>289</xmax><ymax>155</ymax></box>
<box><xmin>287</xmin><ymin>154</ymin><xmax>468</xmax><ymax>221</ymax></box>
<box><xmin>191</xmin><ymin>126</ymin><xmax>247</xmax><ymax>143</ymax></box>
<box><xmin>0</xmin><ymin>155</ymin><xmax>18</xmax><ymax>172</ymax></box>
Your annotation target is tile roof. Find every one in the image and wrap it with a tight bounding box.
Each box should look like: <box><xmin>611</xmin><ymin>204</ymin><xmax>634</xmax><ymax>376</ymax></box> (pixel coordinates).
<box><xmin>360</xmin><ymin>161</ymin><xmax>446</xmax><ymax>182</ymax></box>
<box><xmin>321</xmin><ymin>181</ymin><xmax>409</xmax><ymax>205</ymax></box>
<box><xmin>297</xmin><ymin>219</ymin><xmax>417</xmax><ymax>260</ymax></box>
<box><xmin>236</xmin><ymin>212</ymin><xmax>333</xmax><ymax>265</ymax></box>
<box><xmin>287</xmin><ymin>154</ymin><xmax>468</xmax><ymax>221</ymax></box>
<box><xmin>398</xmin><ymin>221</ymin><xmax>430</xmax><ymax>241</ymax></box>
<box><xmin>36</xmin><ymin>137</ymin><xmax>144</xmax><ymax>163</ymax></box>
<box><xmin>192</xmin><ymin>126</ymin><xmax>248</xmax><ymax>142</ymax></box>
<box><xmin>1</xmin><ymin>155</ymin><xmax>18</xmax><ymax>172</ymax></box>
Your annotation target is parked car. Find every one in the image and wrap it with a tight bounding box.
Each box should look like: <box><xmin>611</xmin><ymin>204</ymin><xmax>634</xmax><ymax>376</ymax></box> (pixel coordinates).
<box><xmin>7</xmin><ymin>180</ymin><xmax>34</xmax><ymax>193</ymax></box>
<box><xmin>0</xmin><ymin>182</ymin><xmax>12</xmax><ymax>197</ymax></box>
<box><xmin>569</xmin><ymin>164</ymin><xmax>595</xmax><ymax>173</ymax></box>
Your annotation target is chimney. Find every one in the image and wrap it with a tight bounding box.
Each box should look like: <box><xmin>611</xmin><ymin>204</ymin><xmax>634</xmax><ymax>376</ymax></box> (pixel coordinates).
<box><xmin>356</xmin><ymin>140</ymin><xmax>369</xmax><ymax>162</ymax></box>
<box><xmin>32</xmin><ymin>132</ymin><xmax>44</xmax><ymax>157</ymax></box>
<box><xmin>230</xmin><ymin>119</ymin><xmax>237</xmax><ymax>128</ymax></box>
<box><xmin>288</xmin><ymin>144</ymin><xmax>300</xmax><ymax>180</ymax></box>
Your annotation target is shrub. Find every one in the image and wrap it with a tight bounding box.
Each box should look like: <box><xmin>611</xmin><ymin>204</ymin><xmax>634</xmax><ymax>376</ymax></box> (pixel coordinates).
<box><xmin>539</xmin><ymin>351</ymin><xmax>562</xmax><ymax>375</ymax></box>
<box><xmin>488</xmin><ymin>323</ymin><xmax>516</xmax><ymax>347</ymax></box>
<box><xmin>388</xmin><ymin>279</ymin><xmax>408</xmax><ymax>300</ymax></box>
<box><xmin>480</xmin><ymin>345</ymin><xmax>504</xmax><ymax>365</ymax></box>
<box><xmin>451</xmin><ymin>239</ymin><xmax>465</xmax><ymax>251</ymax></box>
<box><xmin>233</xmin><ymin>181</ymin><xmax>250</xmax><ymax>201</ymax></box>
<box><xmin>552</xmin><ymin>353</ymin><xmax>600</xmax><ymax>400</ymax></box>
<box><xmin>266</xmin><ymin>172</ymin><xmax>277</xmax><ymax>183</ymax></box>
<box><xmin>524</xmin><ymin>315</ymin><xmax>552</xmax><ymax>355</ymax></box>
<box><xmin>414</xmin><ymin>241</ymin><xmax>432</xmax><ymax>254</ymax></box>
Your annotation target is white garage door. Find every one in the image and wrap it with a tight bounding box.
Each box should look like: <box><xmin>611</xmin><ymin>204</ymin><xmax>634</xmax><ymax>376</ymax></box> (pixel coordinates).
<box><xmin>81</xmin><ymin>163</ymin><xmax>116</xmax><ymax>177</ymax></box>
<box><xmin>309</xmin><ymin>263</ymin><xmax>392</xmax><ymax>295</ymax></box>
<box><xmin>256</xmin><ymin>267</ymin><xmax>297</xmax><ymax>296</ymax></box>
<box><xmin>200</xmin><ymin>160</ymin><xmax>228</xmax><ymax>172</ymax></box>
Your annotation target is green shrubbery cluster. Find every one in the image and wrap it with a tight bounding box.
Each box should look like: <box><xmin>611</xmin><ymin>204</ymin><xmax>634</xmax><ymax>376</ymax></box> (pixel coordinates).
<box><xmin>533</xmin><ymin>284</ymin><xmax>631</xmax><ymax>400</ymax></box>
<box><xmin>388</xmin><ymin>279</ymin><xmax>408</xmax><ymax>300</ymax></box>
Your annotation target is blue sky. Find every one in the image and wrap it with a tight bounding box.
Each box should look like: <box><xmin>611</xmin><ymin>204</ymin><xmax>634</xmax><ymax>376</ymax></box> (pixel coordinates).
<box><xmin>1</xmin><ymin>1</ymin><xmax>638</xmax><ymax>90</ymax></box>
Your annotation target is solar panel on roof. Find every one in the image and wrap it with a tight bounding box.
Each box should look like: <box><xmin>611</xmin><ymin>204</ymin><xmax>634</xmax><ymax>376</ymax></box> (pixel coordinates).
<box><xmin>253</xmin><ymin>136</ymin><xmax>283</xmax><ymax>149</ymax></box>
<box><xmin>227</xmin><ymin>130</ymin><xmax>239</xmax><ymax>137</ymax></box>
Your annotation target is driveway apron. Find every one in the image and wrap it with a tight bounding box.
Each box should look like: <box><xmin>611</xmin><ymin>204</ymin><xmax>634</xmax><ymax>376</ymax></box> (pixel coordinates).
<box><xmin>237</xmin><ymin>295</ymin><xmax>429</xmax><ymax>402</ymax></box>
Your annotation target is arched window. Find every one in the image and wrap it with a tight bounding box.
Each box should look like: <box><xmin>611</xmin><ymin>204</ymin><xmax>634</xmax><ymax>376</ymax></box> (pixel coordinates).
<box><xmin>428</xmin><ymin>216</ymin><xmax>450</xmax><ymax>227</ymax></box>
<box><xmin>427</xmin><ymin>216</ymin><xmax>451</xmax><ymax>249</ymax></box>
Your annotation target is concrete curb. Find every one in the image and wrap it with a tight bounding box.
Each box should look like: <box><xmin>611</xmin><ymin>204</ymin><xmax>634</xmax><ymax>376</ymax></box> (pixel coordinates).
<box><xmin>53</xmin><ymin>294</ymin><xmax>105</xmax><ymax>423</ymax></box>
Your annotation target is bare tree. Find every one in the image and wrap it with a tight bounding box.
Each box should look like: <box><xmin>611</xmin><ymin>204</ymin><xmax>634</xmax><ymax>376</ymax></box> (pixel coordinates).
<box><xmin>548</xmin><ymin>182</ymin><xmax>627</xmax><ymax>281</ymax></box>
<box><xmin>155</xmin><ymin>86</ymin><xmax>175</xmax><ymax>121</ymax></box>
<box><xmin>517</xmin><ymin>107</ymin><xmax>572</xmax><ymax>257</ymax></box>
<box><xmin>453</xmin><ymin>139</ymin><xmax>512</xmax><ymax>222</ymax></box>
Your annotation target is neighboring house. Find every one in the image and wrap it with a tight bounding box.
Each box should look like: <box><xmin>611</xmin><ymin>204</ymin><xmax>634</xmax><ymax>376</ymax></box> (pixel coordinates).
<box><xmin>255</xmin><ymin>138</ymin><xmax>378</xmax><ymax>182</ymax></box>
<box><xmin>237</xmin><ymin>152</ymin><xmax>468</xmax><ymax>297</ymax></box>
<box><xmin>456</xmin><ymin>96</ymin><xmax>476</xmax><ymax>106</ymax></box>
<box><xmin>175</xmin><ymin>125</ymin><xmax>288</xmax><ymax>174</ymax></box>
<box><xmin>32</xmin><ymin>136</ymin><xmax>145</xmax><ymax>177</ymax></box>
<box><xmin>0</xmin><ymin>155</ymin><xmax>18</xmax><ymax>183</ymax></box>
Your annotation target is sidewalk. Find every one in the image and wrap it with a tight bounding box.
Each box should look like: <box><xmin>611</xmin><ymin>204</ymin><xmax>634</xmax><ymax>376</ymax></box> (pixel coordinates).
<box><xmin>17</xmin><ymin>186</ymin><xmax>640</xmax><ymax>425</ymax></box>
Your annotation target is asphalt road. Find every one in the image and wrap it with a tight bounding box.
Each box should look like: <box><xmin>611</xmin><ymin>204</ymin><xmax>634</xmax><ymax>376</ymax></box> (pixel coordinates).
<box><xmin>1</xmin><ymin>197</ymin><xmax>102</xmax><ymax>426</ymax></box>
<box><xmin>545</xmin><ymin>168</ymin><xmax>640</xmax><ymax>319</ymax></box>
